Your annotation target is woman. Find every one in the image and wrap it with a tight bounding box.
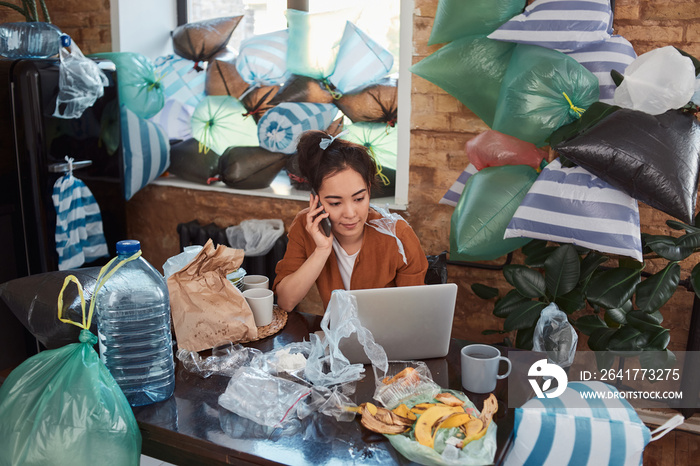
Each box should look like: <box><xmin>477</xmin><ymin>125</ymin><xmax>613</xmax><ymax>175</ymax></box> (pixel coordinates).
<box><xmin>273</xmin><ymin>130</ymin><xmax>429</xmax><ymax>312</ymax></box>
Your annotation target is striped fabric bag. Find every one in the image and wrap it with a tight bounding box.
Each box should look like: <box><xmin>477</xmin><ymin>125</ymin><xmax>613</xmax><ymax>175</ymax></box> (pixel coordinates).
<box><xmin>439</xmin><ymin>163</ymin><xmax>478</xmax><ymax>207</ymax></box>
<box><xmin>566</xmin><ymin>35</ymin><xmax>637</xmax><ymax>104</ymax></box>
<box><xmin>120</xmin><ymin>105</ymin><xmax>171</xmax><ymax>200</ymax></box>
<box><xmin>257</xmin><ymin>102</ymin><xmax>338</xmax><ymax>154</ymax></box>
<box><xmin>503</xmin><ymin>381</ymin><xmax>684</xmax><ymax>466</ymax></box>
<box><xmin>504</xmin><ymin>159</ymin><xmax>642</xmax><ymax>261</ymax></box>
<box><xmin>235</xmin><ymin>29</ymin><xmax>290</xmax><ymax>88</ymax></box>
<box><xmin>154</xmin><ymin>55</ymin><xmax>206</xmax><ymax>108</ymax></box>
<box><xmin>487</xmin><ymin>0</ymin><xmax>613</xmax><ymax>53</ymax></box>
<box><xmin>52</xmin><ymin>160</ymin><xmax>109</xmax><ymax>270</ymax></box>
<box><xmin>328</xmin><ymin>22</ymin><xmax>394</xmax><ymax>95</ymax></box>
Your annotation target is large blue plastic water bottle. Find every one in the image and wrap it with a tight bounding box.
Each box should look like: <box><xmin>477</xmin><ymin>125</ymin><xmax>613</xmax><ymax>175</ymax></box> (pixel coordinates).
<box><xmin>0</xmin><ymin>22</ymin><xmax>62</xmax><ymax>59</ymax></box>
<box><xmin>96</xmin><ymin>240</ymin><xmax>175</xmax><ymax>406</ymax></box>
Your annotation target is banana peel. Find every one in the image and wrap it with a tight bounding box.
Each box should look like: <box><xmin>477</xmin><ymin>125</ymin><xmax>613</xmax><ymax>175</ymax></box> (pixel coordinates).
<box><xmin>392</xmin><ymin>403</ymin><xmax>417</xmax><ymax>421</ymax></box>
<box><xmin>457</xmin><ymin>393</ymin><xmax>498</xmax><ymax>448</ymax></box>
<box><xmin>414</xmin><ymin>405</ymin><xmax>464</xmax><ymax>449</ymax></box>
<box><xmin>359</xmin><ymin>402</ymin><xmax>412</xmax><ymax>435</ymax></box>
<box><xmin>435</xmin><ymin>392</ymin><xmax>466</xmax><ymax>407</ymax></box>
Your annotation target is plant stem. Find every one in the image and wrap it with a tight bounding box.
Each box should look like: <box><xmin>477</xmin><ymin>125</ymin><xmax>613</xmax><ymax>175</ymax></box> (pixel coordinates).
<box><xmin>0</xmin><ymin>1</ymin><xmax>28</xmax><ymax>20</ymax></box>
<box><xmin>38</xmin><ymin>0</ymin><xmax>49</xmax><ymax>22</ymax></box>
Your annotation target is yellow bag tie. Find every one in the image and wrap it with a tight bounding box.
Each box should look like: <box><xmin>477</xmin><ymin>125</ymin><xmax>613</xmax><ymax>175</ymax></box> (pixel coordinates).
<box><xmin>57</xmin><ymin>250</ymin><xmax>142</xmax><ymax>331</ymax></box>
<box><xmin>562</xmin><ymin>92</ymin><xmax>585</xmax><ymax>118</ymax></box>
<box><xmin>323</xmin><ymin>80</ymin><xmax>343</xmax><ymax>100</ymax></box>
<box><xmin>368</xmin><ymin>146</ymin><xmax>390</xmax><ymax>186</ymax></box>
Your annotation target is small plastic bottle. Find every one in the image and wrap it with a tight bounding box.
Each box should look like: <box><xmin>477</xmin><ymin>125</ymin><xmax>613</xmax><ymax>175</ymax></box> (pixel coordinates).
<box><xmin>0</xmin><ymin>22</ymin><xmax>62</xmax><ymax>59</ymax></box>
<box><xmin>96</xmin><ymin>240</ymin><xmax>175</xmax><ymax>406</ymax></box>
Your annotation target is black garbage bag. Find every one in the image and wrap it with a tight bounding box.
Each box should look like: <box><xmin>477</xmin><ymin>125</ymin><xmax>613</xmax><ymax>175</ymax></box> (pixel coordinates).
<box><xmin>214</xmin><ymin>146</ymin><xmax>288</xmax><ymax>189</ymax></box>
<box><xmin>335</xmin><ymin>78</ymin><xmax>398</xmax><ymax>125</ymax></box>
<box><xmin>172</xmin><ymin>16</ymin><xmax>243</xmax><ymax>66</ymax></box>
<box><xmin>425</xmin><ymin>251</ymin><xmax>448</xmax><ymax>285</ymax></box>
<box><xmin>554</xmin><ymin>108</ymin><xmax>700</xmax><ymax>223</ymax></box>
<box><xmin>0</xmin><ymin>268</ymin><xmax>101</xmax><ymax>349</ymax></box>
<box><xmin>241</xmin><ymin>85</ymin><xmax>280</xmax><ymax>123</ymax></box>
<box><xmin>205</xmin><ymin>50</ymin><xmax>249</xmax><ymax>98</ymax></box>
<box><xmin>269</xmin><ymin>74</ymin><xmax>334</xmax><ymax>106</ymax></box>
<box><xmin>169</xmin><ymin>137</ymin><xmax>220</xmax><ymax>184</ymax></box>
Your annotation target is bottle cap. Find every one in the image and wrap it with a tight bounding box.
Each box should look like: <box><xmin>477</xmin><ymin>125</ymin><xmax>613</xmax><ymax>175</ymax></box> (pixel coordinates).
<box><xmin>116</xmin><ymin>240</ymin><xmax>141</xmax><ymax>254</ymax></box>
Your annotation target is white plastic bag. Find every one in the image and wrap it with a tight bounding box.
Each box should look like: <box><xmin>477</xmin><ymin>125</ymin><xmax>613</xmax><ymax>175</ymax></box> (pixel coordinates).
<box><xmin>225</xmin><ymin>219</ymin><xmax>285</xmax><ymax>257</ymax></box>
<box><xmin>532</xmin><ymin>303</ymin><xmax>578</xmax><ymax>368</ymax></box>
<box><xmin>53</xmin><ymin>36</ymin><xmax>109</xmax><ymax>119</ymax></box>
<box><xmin>613</xmin><ymin>46</ymin><xmax>696</xmax><ymax>115</ymax></box>
<box><xmin>162</xmin><ymin>245</ymin><xmax>202</xmax><ymax>279</ymax></box>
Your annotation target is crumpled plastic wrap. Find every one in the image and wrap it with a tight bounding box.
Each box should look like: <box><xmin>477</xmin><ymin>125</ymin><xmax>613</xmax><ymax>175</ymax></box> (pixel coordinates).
<box><xmin>225</xmin><ymin>219</ymin><xmax>285</xmax><ymax>257</ymax></box>
<box><xmin>368</xmin><ymin>204</ymin><xmax>408</xmax><ymax>265</ymax></box>
<box><xmin>53</xmin><ymin>37</ymin><xmax>108</xmax><ymax>119</ymax></box>
<box><xmin>532</xmin><ymin>303</ymin><xmax>578</xmax><ymax>368</ymax></box>
<box><xmin>176</xmin><ymin>342</ymin><xmax>260</xmax><ymax>378</ymax></box>
<box><xmin>372</xmin><ymin>361</ymin><xmax>441</xmax><ymax>409</ymax></box>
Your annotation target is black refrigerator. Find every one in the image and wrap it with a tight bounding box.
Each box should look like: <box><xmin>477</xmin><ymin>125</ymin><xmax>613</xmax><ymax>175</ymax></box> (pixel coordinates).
<box><xmin>0</xmin><ymin>57</ymin><xmax>128</xmax><ymax>370</ymax></box>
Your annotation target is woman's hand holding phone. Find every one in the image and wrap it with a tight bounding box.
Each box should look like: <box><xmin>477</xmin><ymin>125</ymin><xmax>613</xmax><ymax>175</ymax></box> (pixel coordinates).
<box><xmin>307</xmin><ymin>190</ymin><xmax>333</xmax><ymax>249</ymax></box>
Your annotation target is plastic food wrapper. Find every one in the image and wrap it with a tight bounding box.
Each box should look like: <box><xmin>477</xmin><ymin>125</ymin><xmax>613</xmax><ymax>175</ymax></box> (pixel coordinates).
<box><xmin>385</xmin><ymin>390</ymin><xmax>498</xmax><ymax>466</ymax></box>
<box><xmin>225</xmin><ymin>219</ymin><xmax>285</xmax><ymax>257</ymax></box>
<box><xmin>450</xmin><ymin>165</ymin><xmax>537</xmax><ymax>261</ymax></box>
<box><xmin>466</xmin><ymin>130</ymin><xmax>548</xmax><ymax>171</ymax></box>
<box><xmin>614</xmin><ymin>46</ymin><xmax>697</xmax><ymax>115</ymax></box>
<box><xmin>367</xmin><ymin>204</ymin><xmax>409</xmax><ymax>265</ymax></box>
<box><xmin>172</xmin><ymin>16</ymin><xmax>243</xmax><ymax>65</ymax></box>
<box><xmin>167</xmin><ymin>239</ymin><xmax>258</xmax><ymax>352</ymax></box>
<box><xmin>0</xmin><ymin>273</ymin><xmax>141</xmax><ymax>465</ymax></box>
<box><xmin>372</xmin><ymin>361</ymin><xmax>441</xmax><ymax>409</ymax></box>
<box><xmin>532</xmin><ymin>303</ymin><xmax>578</xmax><ymax>368</ymax></box>
<box><xmin>553</xmin><ymin>108</ymin><xmax>700</xmax><ymax>223</ymax></box>
<box><xmin>53</xmin><ymin>36</ymin><xmax>109</xmax><ymax>119</ymax></box>
<box><xmin>176</xmin><ymin>341</ymin><xmax>261</xmax><ymax>378</ymax></box>
<box><xmin>213</xmin><ymin>146</ymin><xmax>287</xmax><ymax>189</ymax></box>
<box><xmin>492</xmin><ymin>43</ymin><xmax>599</xmax><ymax>147</ymax></box>
<box><xmin>0</xmin><ymin>267</ymin><xmax>102</xmax><ymax>349</ymax></box>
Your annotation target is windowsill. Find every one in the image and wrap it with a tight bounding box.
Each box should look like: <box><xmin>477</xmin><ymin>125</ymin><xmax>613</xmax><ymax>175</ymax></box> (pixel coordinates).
<box><xmin>151</xmin><ymin>170</ymin><xmax>406</xmax><ymax>210</ymax></box>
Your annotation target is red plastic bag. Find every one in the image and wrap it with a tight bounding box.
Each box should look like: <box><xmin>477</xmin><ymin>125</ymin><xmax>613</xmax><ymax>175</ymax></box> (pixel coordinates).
<box><xmin>467</xmin><ymin>130</ymin><xmax>548</xmax><ymax>170</ymax></box>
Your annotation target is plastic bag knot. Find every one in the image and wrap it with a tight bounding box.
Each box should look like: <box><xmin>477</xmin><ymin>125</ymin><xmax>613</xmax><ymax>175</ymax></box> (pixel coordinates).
<box><xmin>562</xmin><ymin>92</ymin><xmax>585</xmax><ymax>118</ymax></box>
<box><xmin>79</xmin><ymin>329</ymin><xmax>98</xmax><ymax>345</ymax></box>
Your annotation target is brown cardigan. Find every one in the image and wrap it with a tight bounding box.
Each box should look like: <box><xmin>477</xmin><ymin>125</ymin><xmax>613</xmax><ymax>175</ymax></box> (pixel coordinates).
<box><xmin>273</xmin><ymin>208</ymin><xmax>429</xmax><ymax>310</ymax></box>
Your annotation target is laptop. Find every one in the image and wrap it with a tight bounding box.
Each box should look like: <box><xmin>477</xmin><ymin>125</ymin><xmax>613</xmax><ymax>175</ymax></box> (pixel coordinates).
<box><xmin>332</xmin><ymin>283</ymin><xmax>458</xmax><ymax>364</ymax></box>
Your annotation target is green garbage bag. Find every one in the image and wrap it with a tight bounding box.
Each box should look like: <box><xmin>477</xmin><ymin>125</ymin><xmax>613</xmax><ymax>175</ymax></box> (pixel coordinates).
<box><xmin>344</xmin><ymin>121</ymin><xmax>398</xmax><ymax>172</ymax></box>
<box><xmin>410</xmin><ymin>36</ymin><xmax>516</xmax><ymax>127</ymax></box>
<box><xmin>492</xmin><ymin>44</ymin><xmax>599</xmax><ymax>147</ymax></box>
<box><xmin>450</xmin><ymin>165</ymin><xmax>537</xmax><ymax>261</ymax></box>
<box><xmin>429</xmin><ymin>0</ymin><xmax>526</xmax><ymax>45</ymax></box>
<box><xmin>0</xmin><ymin>274</ymin><xmax>142</xmax><ymax>466</ymax></box>
<box><xmin>191</xmin><ymin>95</ymin><xmax>260</xmax><ymax>155</ymax></box>
<box><xmin>91</xmin><ymin>51</ymin><xmax>164</xmax><ymax>120</ymax></box>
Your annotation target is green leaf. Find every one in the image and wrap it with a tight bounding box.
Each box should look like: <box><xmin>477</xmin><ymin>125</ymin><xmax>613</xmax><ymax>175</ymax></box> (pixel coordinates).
<box><xmin>523</xmin><ymin>247</ymin><xmax>559</xmax><ymax>268</ymax></box>
<box><xmin>493</xmin><ymin>289</ymin><xmax>530</xmax><ymax>318</ymax></box>
<box><xmin>579</xmin><ymin>251</ymin><xmax>609</xmax><ymax>285</ymax></box>
<box><xmin>675</xmin><ymin>231</ymin><xmax>700</xmax><ymax>249</ymax></box>
<box><xmin>587</xmin><ymin>327</ymin><xmax>616</xmax><ymax>351</ymax></box>
<box><xmin>521</xmin><ymin>239</ymin><xmax>549</xmax><ymax>257</ymax></box>
<box><xmin>642</xmin><ymin>234</ymin><xmax>695</xmax><ymax>261</ymax></box>
<box><xmin>594</xmin><ymin>351</ymin><xmax>615</xmax><ymax>371</ymax></box>
<box><xmin>554</xmin><ymin>288</ymin><xmax>586</xmax><ymax>314</ymax></box>
<box><xmin>586</xmin><ymin>267</ymin><xmax>641</xmax><ymax>309</ymax></box>
<box><xmin>640</xmin><ymin>349</ymin><xmax>676</xmax><ymax>371</ymax></box>
<box><xmin>574</xmin><ymin>315</ymin><xmax>607</xmax><ymax>336</ymax></box>
<box><xmin>648</xmin><ymin>310</ymin><xmax>664</xmax><ymax>324</ymax></box>
<box><xmin>605</xmin><ymin>307</ymin><xmax>627</xmax><ymax>325</ymax></box>
<box><xmin>635</xmin><ymin>263</ymin><xmax>680</xmax><ymax>312</ymax></box>
<box><xmin>626</xmin><ymin>310</ymin><xmax>664</xmax><ymax>331</ymax></box>
<box><xmin>503</xmin><ymin>301</ymin><xmax>548</xmax><ymax>331</ymax></box>
<box><xmin>610</xmin><ymin>69</ymin><xmax>624</xmax><ymax>86</ymax></box>
<box><xmin>544</xmin><ymin>244</ymin><xmax>581</xmax><ymax>298</ymax></box>
<box><xmin>644</xmin><ymin>328</ymin><xmax>671</xmax><ymax>351</ymax></box>
<box><xmin>471</xmin><ymin>283</ymin><xmax>499</xmax><ymax>300</ymax></box>
<box><xmin>608</xmin><ymin>326</ymin><xmax>647</xmax><ymax>351</ymax></box>
<box><xmin>503</xmin><ymin>265</ymin><xmax>546</xmax><ymax>298</ymax></box>
<box><xmin>515</xmin><ymin>325</ymin><xmax>535</xmax><ymax>350</ymax></box>
<box><xmin>666</xmin><ymin>219</ymin><xmax>700</xmax><ymax>233</ymax></box>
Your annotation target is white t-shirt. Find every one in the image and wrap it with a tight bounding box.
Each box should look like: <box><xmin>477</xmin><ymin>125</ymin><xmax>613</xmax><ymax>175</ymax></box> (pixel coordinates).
<box><xmin>332</xmin><ymin>237</ymin><xmax>359</xmax><ymax>290</ymax></box>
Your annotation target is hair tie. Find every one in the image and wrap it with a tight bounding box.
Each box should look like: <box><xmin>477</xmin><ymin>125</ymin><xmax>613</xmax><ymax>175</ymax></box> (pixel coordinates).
<box><xmin>319</xmin><ymin>129</ymin><xmax>349</xmax><ymax>150</ymax></box>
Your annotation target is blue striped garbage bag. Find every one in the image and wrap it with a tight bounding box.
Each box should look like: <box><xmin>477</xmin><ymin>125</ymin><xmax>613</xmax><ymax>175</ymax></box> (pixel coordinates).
<box><xmin>328</xmin><ymin>21</ymin><xmax>394</xmax><ymax>95</ymax></box>
<box><xmin>235</xmin><ymin>29</ymin><xmax>290</xmax><ymax>88</ymax></box>
<box><xmin>502</xmin><ymin>381</ymin><xmax>683</xmax><ymax>466</ymax></box>
<box><xmin>52</xmin><ymin>168</ymin><xmax>109</xmax><ymax>270</ymax></box>
<box><xmin>258</xmin><ymin>102</ymin><xmax>338</xmax><ymax>155</ymax></box>
<box><xmin>504</xmin><ymin>158</ymin><xmax>643</xmax><ymax>261</ymax></box>
<box><xmin>154</xmin><ymin>54</ymin><xmax>206</xmax><ymax>109</ymax></box>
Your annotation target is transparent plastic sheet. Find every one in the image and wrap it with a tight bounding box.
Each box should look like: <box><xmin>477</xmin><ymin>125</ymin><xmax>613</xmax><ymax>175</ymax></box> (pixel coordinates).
<box><xmin>176</xmin><ymin>342</ymin><xmax>261</xmax><ymax>378</ymax></box>
<box><xmin>162</xmin><ymin>245</ymin><xmax>202</xmax><ymax>279</ymax></box>
<box><xmin>225</xmin><ymin>219</ymin><xmax>285</xmax><ymax>257</ymax></box>
<box><xmin>53</xmin><ymin>37</ymin><xmax>109</xmax><ymax>119</ymax></box>
<box><xmin>367</xmin><ymin>204</ymin><xmax>407</xmax><ymax>265</ymax></box>
<box><xmin>372</xmin><ymin>361</ymin><xmax>441</xmax><ymax>409</ymax></box>
<box><xmin>532</xmin><ymin>303</ymin><xmax>578</xmax><ymax>368</ymax></box>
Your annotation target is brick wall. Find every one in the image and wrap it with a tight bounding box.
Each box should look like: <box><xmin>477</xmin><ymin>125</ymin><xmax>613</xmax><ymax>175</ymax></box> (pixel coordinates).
<box><xmin>5</xmin><ymin>0</ymin><xmax>695</xmax><ymax>351</ymax></box>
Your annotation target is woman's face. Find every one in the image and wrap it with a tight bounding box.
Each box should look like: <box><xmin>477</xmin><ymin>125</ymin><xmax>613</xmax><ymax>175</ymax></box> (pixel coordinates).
<box><xmin>318</xmin><ymin>168</ymin><xmax>370</xmax><ymax>242</ymax></box>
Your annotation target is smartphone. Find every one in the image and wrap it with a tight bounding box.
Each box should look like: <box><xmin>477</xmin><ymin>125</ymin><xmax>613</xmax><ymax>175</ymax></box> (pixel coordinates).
<box><xmin>311</xmin><ymin>189</ymin><xmax>332</xmax><ymax>237</ymax></box>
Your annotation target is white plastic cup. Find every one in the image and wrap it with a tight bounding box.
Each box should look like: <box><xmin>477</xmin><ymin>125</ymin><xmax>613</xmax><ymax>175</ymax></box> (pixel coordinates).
<box><xmin>243</xmin><ymin>288</ymin><xmax>274</xmax><ymax>327</ymax></box>
<box><xmin>242</xmin><ymin>275</ymin><xmax>269</xmax><ymax>290</ymax></box>
<box><xmin>460</xmin><ymin>344</ymin><xmax>512</xmax><ymax>394</ymax></box>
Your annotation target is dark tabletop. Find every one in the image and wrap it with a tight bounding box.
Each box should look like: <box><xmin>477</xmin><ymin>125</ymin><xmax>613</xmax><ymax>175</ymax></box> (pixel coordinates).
<box><xmin>132</xmin><ymin>312</ymin><xmax>514</xmax><ymax>466</ymax></box>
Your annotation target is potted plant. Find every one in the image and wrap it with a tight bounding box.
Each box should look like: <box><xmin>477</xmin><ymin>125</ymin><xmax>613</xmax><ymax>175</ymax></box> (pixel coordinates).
<box><xmin>472</xmin><ymin>215</ymin><xmax>700</xmax><ymax>370</ymax></box>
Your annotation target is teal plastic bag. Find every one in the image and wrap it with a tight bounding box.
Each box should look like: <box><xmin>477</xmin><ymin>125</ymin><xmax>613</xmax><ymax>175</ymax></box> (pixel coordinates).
<box><xmin>410</xmin><ymin>36</ymin><xmax>516</xmax><ymax>127</ymax></box>
<box><xmin>429</xmin><ymin>0</ymin><xmax>526</xmax><ymax>45</ymax></box>
<box><xmin>450</xmin><ymin>165</ymin><xmax>537</xmax><ymax>261</ymax></box>
<box><xmin>492</xmin><ymin>44</ymin><xmax>599</xmax><ymax>147</ymax></box>
<box><xmin>0</xmin><ymin>275</ymin><xmax>142</xmax><ymax>466</ymax></box>
<box><xmin>92</xmin><ymin>51</ymin><xmax>164</xmax><ymax>119</ymax></box>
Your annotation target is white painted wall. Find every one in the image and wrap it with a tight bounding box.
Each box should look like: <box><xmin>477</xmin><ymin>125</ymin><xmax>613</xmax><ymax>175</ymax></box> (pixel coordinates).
<box><xmin>110</xmin><ymin>0</ymin><xmax>177</xmax><ymax>60</ymax></box>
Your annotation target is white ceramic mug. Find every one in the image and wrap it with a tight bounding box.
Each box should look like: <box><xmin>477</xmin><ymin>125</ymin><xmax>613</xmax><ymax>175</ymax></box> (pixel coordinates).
<box><xmin>242</xmin><ymin>275</ymin><xmax>269</xmax><ymax>290</ymax></box>
<box><xmin>243</xmin><ymin>288</ymin><xmax>274</xmax><ymax>327</ymax></box>
<box><xmin>460</xmin><ymin>344</ymin><xmax>512</xmax><ymax>394</ymax></box>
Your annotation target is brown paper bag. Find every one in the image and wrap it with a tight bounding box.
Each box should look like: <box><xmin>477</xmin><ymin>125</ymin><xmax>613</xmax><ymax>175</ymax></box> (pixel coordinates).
<box><xmin>167</xmin><ymin>239</ymin><xmax>258</xmax><ymax>352</ymax></box>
